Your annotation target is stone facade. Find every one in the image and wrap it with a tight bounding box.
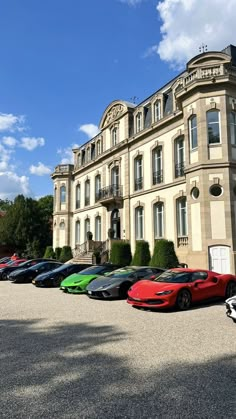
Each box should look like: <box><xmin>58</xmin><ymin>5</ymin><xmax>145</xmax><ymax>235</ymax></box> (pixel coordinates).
<box><xmin>52</xmin><ymin>45</ymin><xmax>236</xmax><ymax>274</ymax></box>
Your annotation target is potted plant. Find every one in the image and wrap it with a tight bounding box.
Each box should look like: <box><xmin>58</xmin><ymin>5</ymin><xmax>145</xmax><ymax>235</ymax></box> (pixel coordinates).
<box><xmin>86</xmin><ymin>231</ymin><xmax>93</xmax><ymax>240</ymax></box>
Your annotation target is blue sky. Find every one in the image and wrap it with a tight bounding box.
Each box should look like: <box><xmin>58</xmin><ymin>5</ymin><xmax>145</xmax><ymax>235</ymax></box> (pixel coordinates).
<box><xmin>0</xmin><ymin>0</ymin><xmax>235</xmax><ymax>200</ymax></box>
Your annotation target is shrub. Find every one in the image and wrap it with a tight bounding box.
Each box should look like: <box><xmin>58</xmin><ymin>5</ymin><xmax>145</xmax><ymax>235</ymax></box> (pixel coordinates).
<box><xmin>54</xmin><ymin>247</ymin><xmax>62</xmax><ymax>260</ymax></box>
<box><xmin>149</xmin><ymin>239</ymin><xmax>179</xmax><ymax>269</ymax></box>
<box><xmin>131</xmin><ymin>241</ymin><xmax>151</xmax><ymax>266</ymax></box>
<box><xmin>109</xmin><ymin>241</ymin><xmax>132</xmax><ymax>266</ymax></box>
<box><xmin>59</xmin><ymin>246</ymin><xmax>73</xmax><ymax>263</ymax></box>
<box><xmin>43</xmin><ymin>245</ymin><xmax>55</xmax><ymax>259</ymax></box>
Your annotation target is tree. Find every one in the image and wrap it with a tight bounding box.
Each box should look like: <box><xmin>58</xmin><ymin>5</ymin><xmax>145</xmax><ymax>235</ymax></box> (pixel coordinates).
<box><xmin>59</xmin><ymin>246</ymin><xmax>73</xmax><ymax>263</ymax></box>
<box><xmin>44</xmin><ymin>246</ymin><xmax>55</xmax><ymax>259</ymax></box>
<box><xmin>131</xmin><ymin>241</ymin><xmax>151</xmax><ymax>266</ymax></box>
<box><xmin>109</xmin><ymin>241</ymin><xmax>132</xmax><ymax>266</ymax></box>
<box><xmin>150</xmin><ymin>239</ymin><xmax>179</xmax><ymax>268</ymax></box>
<box><xmin>55</xmin><ymin>247</ymin><xmax>62</xmax><ymax>260</ymax></box>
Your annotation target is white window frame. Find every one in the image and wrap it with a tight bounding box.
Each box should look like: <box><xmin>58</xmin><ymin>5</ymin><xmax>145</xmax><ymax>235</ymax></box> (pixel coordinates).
<box><xmin>207</xmin><ymin>110</ymin><xmax>221</xmax><ymax>144</ymax></box>
<box><xmin>75</xmin><ymin>220</ymin><xmax>80</xmax><ymax>244</ymax></box>
<box><xmin>95</xmin><ymin>216</ymin><xmax>101</xmax><ymax>241</ymax></box>
<box><xmin>154</xmin><ymin>202</ymin><xmax>164</xmax><ymax>238</ymax></box>
<box><xmin>135</xmin><ymin>206</ymin><xmax>144</xmax><ymax>240</ymax></box>
<box><xmin>230</xmin><ymin>111</ymin><xmax>236</xmax><ymax>145</ymax></box>
<box><xmin>177</xmin><ymin>197</ymin><xmax>188</xmax><ymax>237</ymax></box>
<box><xmin>136</xmin><ymin>112</ymin><xmax>142</xmax><ymax>133</ymax></box>
<box><xmin>85</xmin><ymin>180</ymin><xmax>90</xmax><ymax>206</ymax></box>
<box><xmin>75</xmin><ymin>184</ymin><xmax>80</xmax><ymax>209</ymax></box>
<box><xmin>189</xmin><ymin>115</ymin><xmax>198</xmax><ymax>150</ymax></box>
<box><xmin>60</xmin><ymin>186</ymin><xmax>66</xmax><ymax>203</ymax></box>
<box><xmin>154</xmin><ymin>100</ymin><xmax>161</xmax><ymax>122</ymax></box>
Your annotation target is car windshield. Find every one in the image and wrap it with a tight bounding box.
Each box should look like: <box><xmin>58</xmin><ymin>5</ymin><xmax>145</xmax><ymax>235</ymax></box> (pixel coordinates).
<box><xmin>79</xmin><ymin>266</ymin><xmax>114</xmax><ymax>275</ymax></box>
<box><xmin>50</xmin><ymin>264</ymin><xmax>68</xmax><ymax>273</ymax></box>
<box><xmin>105</xmin><ymin>268</ymin><xmax>136</xmax><ymax>279</ymax></box>
<box><xmin>28</xmin><ymin>262</ymin><xmax>48</xmax><ymax>271</ymax></box>
<box><xmin>154</xmin><ymin>270</ymin><xmax>192</xmax><ymax>283</ymax></box>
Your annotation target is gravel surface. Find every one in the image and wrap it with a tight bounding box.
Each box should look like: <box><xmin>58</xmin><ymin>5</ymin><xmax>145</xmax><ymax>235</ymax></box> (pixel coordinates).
<box><xmin>0</xmin><ymin>281</ymin><xmax>236</xmax><ymax>419</ymax></box>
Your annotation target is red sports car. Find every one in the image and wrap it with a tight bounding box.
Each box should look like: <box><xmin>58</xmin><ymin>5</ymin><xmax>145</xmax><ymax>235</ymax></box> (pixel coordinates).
<box><xmin>127</xmin><ymin>268</ymin><xmax>236</xmax><ymax>310</ymax></box>
<box><xmin>0</xmin><ymin>258</ymin><xmax>26</xmax><ymax>268</ymax></box>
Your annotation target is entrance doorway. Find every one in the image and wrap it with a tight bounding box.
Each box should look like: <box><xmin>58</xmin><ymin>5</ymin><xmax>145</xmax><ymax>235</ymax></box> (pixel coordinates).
<box><xmin>209</xmin><ymin>246</ymin><xmax>230</xmax><ymax>273</ymax></box>
<box><xmin>111</xmin><ymin>209</ymin><xmax>120</xmax><ymax>239</ymax></box>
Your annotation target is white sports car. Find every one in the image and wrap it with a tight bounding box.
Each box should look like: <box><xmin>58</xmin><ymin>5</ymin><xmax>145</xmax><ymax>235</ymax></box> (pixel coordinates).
<box><xmin>225</xmin><ymin>296</ymin><xmax>236</xmax><ymax>323</ymax></box>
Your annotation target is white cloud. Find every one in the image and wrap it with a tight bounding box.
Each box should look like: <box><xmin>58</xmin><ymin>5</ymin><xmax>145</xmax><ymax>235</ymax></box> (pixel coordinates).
<box><xmin>57</xmin><ymin>143</ymin><xmax>79</xmax><ymax>164</ymax></box>
<box><xmin>0</xmin><ymin>143</ymin><xmax>14</xmax><ymax>170</ymax></box>
<box><xmin>79</xmin><ymin>124</ymin><xmax>99</xmax><ymax>139</ymax></box>
<box><xmin>29</xmin><ymin>162</ymin><xmax>51</xmax><ymax>176</ymax></box>
<box><xmin>0</xmin><ymin>113</ymin><xmax>25</xmax><ymax>132</ymax></box>
<box><xmin>2</xmin><ymin>136</ymin><xmax>18</xmax><ymax>147</ymax></box>
<box><xmin>155</xmin><ymin>0</ymin><xmax>236</xmax><ymax>68</ymax></box>
<box><xmin>20</xmin><ymin>137</ymin><xmax>45</xmax><ymax>151</ymax></box>
<box><xmin>119</xmin><ymin>0</ymin><xmax>144</xmax><ymax>6</ymax></box>
<box><xmin>0</xmin><ymin>172</ymin><xmax>30</xmax><ymax>200</ymax></box>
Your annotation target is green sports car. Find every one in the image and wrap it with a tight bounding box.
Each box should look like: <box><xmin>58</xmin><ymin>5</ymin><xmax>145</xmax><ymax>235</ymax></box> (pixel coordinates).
<box><xmin>60</xmin><ymin>264</ymin><xmax>121</xmax><ymax>294</ymax></box>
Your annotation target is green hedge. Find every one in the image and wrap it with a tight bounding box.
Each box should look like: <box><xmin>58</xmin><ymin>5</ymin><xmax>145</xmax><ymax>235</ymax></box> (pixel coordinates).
<box><xmin>131</xmin><ymin>240</ymin><xmax>151</xmax><ymax>266</ymax></box>
<box><xmin>109</xmin><ymin>241</ymin><xmax>132</xmax><ymax>266</ymax></box>
<box><xmin>43</xmin><ymin>246</ymin><xmax>55</xmax><ymax>259</ymax></box>
<box><xmin>150</xmin><ymin>239</ymin><xmax>179</xmax><ymax>268</ymax></box>
<box><xmin>54</xmin><ymin>247</ymin><xmax>62</xmax><ymax>260</ymax></box>
<box><xmin>59</xmin><ymin>246</ymin><xmax>73</xmax><ymax>263</ymax></box>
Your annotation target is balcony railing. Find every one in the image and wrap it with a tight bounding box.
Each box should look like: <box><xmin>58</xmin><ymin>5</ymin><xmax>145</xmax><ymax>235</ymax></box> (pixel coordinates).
<box><xmin>153</xmin><ymin>170</ymin><xmax>163</xmax><ymax>185</ymax></box>
<box><xmin>177</xmin><ymin>236</ymin><xmax>188</xmax><ymax>247</ymax></box>
<box><xmin>134</xmin><ymin>177</ymin><xmax>143</xmax><ymax>191</ymax></box>
<box><xmin>95</xmin><ymin>184</ymin><xmax>123</xmax><ymax>202</ymax></box>
<box><xmin>54</xmin><ymin>164</ymin><xmax>74</xmax><ymax>173</ymax></box>
<box><xmin>175</xmin><ymin>162</ymin><xmax>185</xmax><ymax>178</ymax></box>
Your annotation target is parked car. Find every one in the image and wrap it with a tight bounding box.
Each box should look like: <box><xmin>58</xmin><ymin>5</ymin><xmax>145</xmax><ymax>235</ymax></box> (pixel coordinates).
<box><xmin>0</xmin><ymin>258</ymin><xmax>25</xmax><ymax>269</ymax></box>
<box><xmin>9</xmin><ymin>261</ymin><xmax>63</xmax><ymax>283</ymax></box>
<box><xmin>127</xmin><ymin>268</ymin><xmax>236</xmax><ymax>310</ymax></box>
<box><xmin>86</xmin><ymin>266</ymin><xmax>165</xmax><ymax>299</ymax></box>
<box><xmin>32</xmin><ymin>263</ymin><xmax>92</xmax><ymax>287</ymax></box>
<box><xmin>0</xmin><ymin>258</ymin><xmax>52</xmax><ymax>281</ymax></box>
<box><xmin>225</xmin><ymin>296</ymin><xmax>236</xmax><ymax>323</ymax></box>
<box><xmin>0</xmin><ymin>256</ymin><xmax>11</xmax><ymax>264</ymax></box>
<box><xmin>60</xmin><ymin>264</ymin><xmax>122</xmax><ymax>294</ymax></box>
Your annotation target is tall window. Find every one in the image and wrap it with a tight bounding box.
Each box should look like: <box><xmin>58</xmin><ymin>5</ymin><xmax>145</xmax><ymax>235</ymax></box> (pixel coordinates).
<box><xmin>95</xmin><ymin>175</ymin><xmax>101</xmax><ymax>202</ymax></box>
<box><xmin>136</xmin><ymin>112</ymin><xmax>142</xmax><ymax>133</ymax></box>
<box><xmin>152</xmin><ymin>147</ymin><xmax>163</xmax><ymax>184</ymax></box>
<box><xmin>134</xmin><ymin>156</ymin><xmax>143</xmax><ymax>191</ymax></box>
<box><xmin>84</xmin><ymin>219</ymin><xmax>90</xmax><ymax>241</ymax></box>
<box><xmin>207</xmin><ymin>110</ymin><xmax>221</xmax><ymax>144</ymax></box>
<box><xmin>111</xmin><ymin>166</ymin><xmax>119</xmax><ymax>188</ymax></box>
<box><xmin>86</xmin><ymin>148</ymin><xmax>90</xmax><ymax>163</ymax></box>
<box><xmin>95</xmin><ymin>216</ymin><xmax>101</xmax><ymax>241</ymax></box>
<box><xmin>154</xmin><ymin>100</ymin><xmax>161</xmax><ymax>122</ymax></box>
<box><xmin>75</xmin><ymin>184</ymin><xmax>80</xmax><ymax>209</ymax></box>
<box><xmin>135</xmin><ymin>206</ymin><xmax>144</xmax><ymax>240</ymax></box>
<box><xmin>91</xmin><ymin>143</ymin><xmax>95</xmax><ymax>160</ymax></box>
<box><xmin>111</xmin><ymin>127</ymin><xmax>118</xmax><ymax>146</ymax></box>
<box><xmin>177</xmin><ymin>197</ymin><xmax>188</xmax><ymax>237</ymax></box>
<box><xmin>189</xmin><ymin>115</ymin><xmax>198</xmax><ymax>149</ymax></box>
<box><xmin>60</xmin><ymin>185</ymin><xmax>66</xmax><ymax>203</ymax></box>
<box><xmin>75</xmin><ymin>220</ymin><xmax>80</xmax><ymax>244</ymax></box>
<box><xmin>154</xmin><ymin>202</ymin><xmax>164</xmax><ymax>238</ymax></box>
<box><xmin>175</xmin><ymin>138</ymin><xmax>185</xmax><ymax>177</ymax></box>
<box><xmin>54</xmin><ymin>187</ymin><xmax>57</xmax><ymax>209</ymax></box>
<box><xmin>85</xmin><ymin>180</ymin><xmax>90</xmax><ymax>206</ymax></box>
<box><xmin>97</xmin><ymin>140</ymin><xmax>101</xmax><ymax>156</ymax></box>
<box><xmin>230</xmin><ymin>112</ymin><xmax>236</xmax><ymax>145</ymax></box>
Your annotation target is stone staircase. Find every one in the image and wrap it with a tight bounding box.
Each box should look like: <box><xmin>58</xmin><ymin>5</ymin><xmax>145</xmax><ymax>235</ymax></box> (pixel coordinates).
<box><xmin>69</xmin><ymin>240</ymin><xmax>109</xmax><ymax>265</ymax></box>
<box><xmin>71</xmin><ymin>251</ymin><xmax>94</xmax><ymax>265</ymax></box>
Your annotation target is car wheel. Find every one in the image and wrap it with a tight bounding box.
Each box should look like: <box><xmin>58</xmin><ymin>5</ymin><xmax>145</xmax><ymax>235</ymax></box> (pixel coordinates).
<box><xmin>2</xmin><ymin>272</ymin><xmax>8</xmax><ymax>281</ymax></box>
<box><xmin>53</xmin><ymin>276</ymin><xmax>63</xmax><ymax>287</ymax></box>
<box><xmin>176</xmin><ymin>289</ymin><xmax>191</xmax><ymax>310</ymax></box>
<box><xmin>225</xmin><ymin>281</ymin><xmax>236</xmax><ymax>299</ymax></box>
<box><xmin>119</xmin><ymin>282</ymin><xmax>131</xmax><ymax>299</ymax></box>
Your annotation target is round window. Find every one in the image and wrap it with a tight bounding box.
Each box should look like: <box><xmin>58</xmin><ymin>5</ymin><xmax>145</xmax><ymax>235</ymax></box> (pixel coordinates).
<box><xmin>209</xmin><ymin>184</ymin><xmax>223</xmax><ymax>197</ymax></box>
<box><xmin>191</xmin><ymin>187</ymin><xmax>200</xmax><ymax>200</ymax></box>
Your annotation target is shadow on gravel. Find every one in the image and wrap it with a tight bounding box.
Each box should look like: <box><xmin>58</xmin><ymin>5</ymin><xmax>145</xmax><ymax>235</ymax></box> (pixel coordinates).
<box><xmin>0</xmin><ymin>319</ymin><xmax>235</xmax><ymax>419</ymax></box>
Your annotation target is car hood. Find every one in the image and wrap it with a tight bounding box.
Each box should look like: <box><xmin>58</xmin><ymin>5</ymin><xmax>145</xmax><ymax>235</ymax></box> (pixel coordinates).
<box><xmin>61</xmin><ymin>274</ymin><xmax>98</xmax><ymax>287</ymax></box>
<box><xmin>9</xmin><ymin>268</ymin><xmax>27</xmax><ymax>277</ymax></box>
<box><xmin>86</xmin><ymin>276</ymin><xmax>121</xmax><ymax>291</ymax></box>
<box><xmin>35</xmin><ymin>272</ymin><xmax>52</xmax><ymax>281</ymax></box>
<box><xmin>128</xmin><ymin>280</ymin><xmax>181</xmax><ymax>297</ymax></box>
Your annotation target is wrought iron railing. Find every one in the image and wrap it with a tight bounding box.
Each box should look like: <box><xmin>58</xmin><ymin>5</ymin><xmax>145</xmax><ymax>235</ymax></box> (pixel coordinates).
<box><xmin>175</xmin><ymin>162</ymin><xmax>185</xmax><ymax>178</ymax></box>
<box><xmin>95</xmin><ymin>185</ymin><xmax>123</xmax><ymax>202</ymax></box>
<box><xmin>153</xmin><ymin>170</ymin><xmax>163</xmax><ymax>185</ymax></box>
<box><xmin>134</xmin><ymin>177</ymin><xmax>143</xmax><ymax>191</ymax></box>
<box><xmin>177</xmin><ymin>236</ymin><xmax>188</xmax><ymax>247</ymax></box>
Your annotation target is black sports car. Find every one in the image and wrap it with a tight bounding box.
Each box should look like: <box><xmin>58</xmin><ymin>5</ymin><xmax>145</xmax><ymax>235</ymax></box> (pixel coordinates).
<box><xmin>32</xmin><ymin>263</ymin><xmax>92</xmax><ymax>287</ymax></box>
<box><xmin>0</xmin><ymin>258</ymin><xmax>52</xmax><ymax>280</ymax></box>
<box><xmin>86</xmin><ymin>266</ymin><xmax>165</xmax><ymax>299</ymax></box>
<box><xmin>9</xmin><ymin>261</ymin><xmax>63</xmax><ymax>283</ymax></box>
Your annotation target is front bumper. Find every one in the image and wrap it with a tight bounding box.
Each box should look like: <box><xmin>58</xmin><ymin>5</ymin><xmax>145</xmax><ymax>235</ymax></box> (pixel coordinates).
<box><xmin>60</xmin><ymin>286</ymin><xmax>85</xmax><ymax>294</ymax></box>
<box><xmin>127</xmin><ymin>294</ymin><xmax>175</xmax><ymax>308</ymax></box>
<box><xmin>225</xmin><ymin>298</ymin><xmax>236</xmax><ymax>322</ymax></box>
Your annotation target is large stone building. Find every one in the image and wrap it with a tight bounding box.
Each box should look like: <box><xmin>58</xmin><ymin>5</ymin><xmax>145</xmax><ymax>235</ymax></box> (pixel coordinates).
<box><xmin>52</xmin><ymin>44</ymin><xmax>236</xmax><ymax>273</ymax></box>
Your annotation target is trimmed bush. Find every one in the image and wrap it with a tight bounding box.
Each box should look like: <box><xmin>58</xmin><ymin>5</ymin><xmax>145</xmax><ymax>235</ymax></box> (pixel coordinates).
<box><xmin>59</xmin><ymin>246</ymin><xmax>73</xmax><ymax>263</ymax></box>
<box><xmin>43</xmin><ymin>245</ymin><xmax>55</xmax><ymax>259</ymax></box>
<box><xmin>149</xmin><ymin>239</ymin><xmax>179</xmax><ymax>269</ymax></box>
<box><xmin>54</xmin><ymin>247</ymin><xmax>62</xmax><ymax>260</ymax></box>
<box><xmin>109</xmin><ymin>241</ymin><xmax>132</xmax><ymax>266</ymax></box>
<box><xmin>131</xmin><ymin>240</ymin><xmax>151</xmax><ymax>266</ymax></box>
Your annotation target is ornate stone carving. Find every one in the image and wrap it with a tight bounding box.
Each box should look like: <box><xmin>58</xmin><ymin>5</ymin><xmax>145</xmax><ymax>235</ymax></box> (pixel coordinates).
<box><xmin>104</xmin><ymin>104</ymin><xmax>125</xmax><ymax>126</ymax></box>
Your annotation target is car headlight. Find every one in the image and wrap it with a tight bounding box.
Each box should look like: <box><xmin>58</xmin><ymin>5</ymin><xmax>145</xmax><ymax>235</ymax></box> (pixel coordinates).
<box><xmin>155</xmin><ymin>290</ymin><xmax>173</xmax><ymax>296</ymax></box>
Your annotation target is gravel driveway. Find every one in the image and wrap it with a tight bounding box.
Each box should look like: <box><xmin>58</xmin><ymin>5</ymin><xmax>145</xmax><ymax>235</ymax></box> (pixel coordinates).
<box><xmin>0</xmin><ymin>281</ymin><xmax>235</xmax><ymax>419</ymax></box>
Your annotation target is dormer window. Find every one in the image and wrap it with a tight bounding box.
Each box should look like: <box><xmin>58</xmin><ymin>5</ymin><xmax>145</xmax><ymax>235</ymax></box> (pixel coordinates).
<box><xmin>154</xmin><ymin>100</ymin><xmax>161</xmax><ymax>122</ymax></box>
<box><xmin>97</xmin><ymin>140</ymin><xmax>102</xmax><ymax>156</ymax></box>
<box><xmin>81</xmin><ymin>150</ymin><xmax>85</xmax><ymax>165</ymax></box>
<box><xmin>111</xmin><ymin>126</ymin><xmax>118</xmax><ymax>146</ymax></box>
<box><xmin>86</xmin><ymin>147</ymin><xmax>90</xmax><ymax>163</ymax></box>
<box><xmin>136</xmin><ymin>112</ymin><xmax>142</xmax><ymax>133</ymax></box>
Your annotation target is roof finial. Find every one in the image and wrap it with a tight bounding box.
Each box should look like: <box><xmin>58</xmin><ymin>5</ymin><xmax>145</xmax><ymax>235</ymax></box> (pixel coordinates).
<box><xmin>199</xmin><ymin>43</ymin><xmax>208</xmax><ymax>53</ymax></box>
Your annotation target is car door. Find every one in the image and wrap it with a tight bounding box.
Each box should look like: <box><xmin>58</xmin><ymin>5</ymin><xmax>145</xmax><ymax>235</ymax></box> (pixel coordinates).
<box><xmin>191</xmin><ymin>271</ymin><xmax>220</xmax><ymax>301</ymax></box>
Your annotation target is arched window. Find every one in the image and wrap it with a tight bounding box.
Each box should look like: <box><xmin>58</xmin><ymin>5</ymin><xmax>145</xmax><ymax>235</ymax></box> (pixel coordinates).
<box><xmin>111</xmin><ymin>167</ymin><xmax>119</xmax><ymax>194</ymax></box>
<box><xmin>111</xmin><ymin>127</ymin><xmax>118</xmax><ymax>146</ymax></box>
<box><xmin>152</xmin><ymin>147</ymin><xmax>163</xmax><ymax>184</ymax></box>
<box><xmin>95</xmin><ymin>216</ymin><xmax>101</xmax><ymax>241</ymax></box>
<box><xmin>75</xmin><ymin>220</ymin><xmax>80</xmax><ymax>244</ymax></box>
<box><xmin>75</xmin><ymin>184</ymin><xmax>80</xmax><ymax>209</ymax></box>
<box><xmin>85</xmin><ymin>180</ymin><xmax>90</xmax><ymax>206</ymax></box>
<box><xmin>135</xmin><ymin>206</ymin><xmax>144</xmax><ymax>240</ymax></box>
<box><xmin>176</xmin><ymin>197</ymin><xmax>188</xmax><ymax>237</ymax></box>
<box><xmin>189</xmin><ymin>115</ymin><xmax>198</xmax><ymax>149</ymax></box>
<box><xmin>207</xmin><ymin>110</ymin><xmax>221</xmax><ymax>144</ymax></box>
<box><xmin>60</xmin><ymin>185</ymin><xmax>66</xmax><ymax>203</ymax></box>
<box><xmin>175</xmin><ymin>137</ymin><xmax>185</xmax><ymax>178</ymax></box>
<box><xmin>84</xmin><ymin>218</ymin><xmax>90</xmax><ymax>241</ymax></box>
<box><xmin>136</xmin><ymin>112</ymin><xmax>142</xmax><ymax>133</ymax></box>
<box><xmin>154</xmin><ymin>100</ymin><xmax>161</xmax><ymax>122</ymax></box>
<box><xmin>134</xmin><ymin>156</ymin><xmax>143</xmax><ymax>191</ymax></box>
<box><xmin>230</xmin><ymin>111</ymin><xmax>236</xmax><ymax>145</ymax></box>
<box><xmin>95</xmin><ymin>175</ymin><xmax>101</xmax><ymax>202</ymax></box>
<box><xmin>154</xmin><ymin>202</ymin><xmax>164</xmax><ymax>238</ymax></box>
